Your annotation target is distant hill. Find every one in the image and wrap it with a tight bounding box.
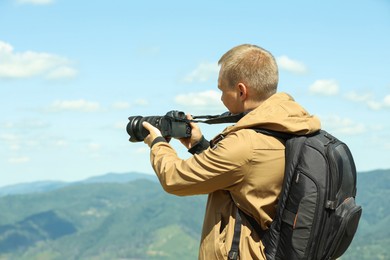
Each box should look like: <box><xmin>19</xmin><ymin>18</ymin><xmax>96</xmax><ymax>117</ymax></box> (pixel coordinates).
<box><xmin>0</xmin><ymin>179</ymin><xmax>204</xmax><ymax>260</ymax></box>
<box><xmin>80</xmin><ymin>172</ymin><xmax>157</xmax><ymax>184</ymax></box>
<box><xmin>0</xmin><ymin>169</ymin><xmax>388</xmax><ymax>259</ymax></box>
<box><xmin>341</xmin><ymin>169</ymin><xmax>390</xmax><ymax>260</ymax></box>
<box><xmin>0</xmin><ymin>172</ymin><xmax>157</xmax><ymax>197</ymax></box>
<box><xmin>0</xmin><ymin>210</ymin><xmax>77</xmax><ymax>253</ymax></box>
<box><xmin>0</xmin><ymin>181</ymin><xmax>67</xmax><ymax>197</ymax></box>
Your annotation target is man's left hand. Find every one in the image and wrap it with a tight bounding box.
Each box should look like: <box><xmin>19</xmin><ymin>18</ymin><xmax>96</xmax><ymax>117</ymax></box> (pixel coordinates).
<box><xmin>142</xmin><ymin>122</ymin><xmax>162</xmax><ymax>147</ymax></box>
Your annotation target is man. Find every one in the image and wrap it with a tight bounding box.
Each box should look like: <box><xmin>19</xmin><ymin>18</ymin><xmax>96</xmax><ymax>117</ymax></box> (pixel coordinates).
<box><xmin>142</xmin><ymin>44</ymin><xmax>321</xmax><ymax>259</ymax></box>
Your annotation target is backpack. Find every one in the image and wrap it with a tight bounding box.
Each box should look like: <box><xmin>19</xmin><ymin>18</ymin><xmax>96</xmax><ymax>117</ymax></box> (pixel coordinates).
<box><xmin>228</xmin><ymin>129</ymin><xmax>362</xmax><ymax>260</ymax></box>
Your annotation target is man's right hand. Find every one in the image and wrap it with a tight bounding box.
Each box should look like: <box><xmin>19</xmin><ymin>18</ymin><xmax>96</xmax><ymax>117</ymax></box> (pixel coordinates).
<box><xmin>179</xmin><ymin>114</ymin><xmax>203</xmax><ymax>149</ymax></box>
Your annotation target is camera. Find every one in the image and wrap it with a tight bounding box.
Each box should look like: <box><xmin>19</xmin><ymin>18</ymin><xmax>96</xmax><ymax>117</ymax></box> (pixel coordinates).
<box><xmin>127</xmin><ymin>110</ymin><xmax>244</xmax><ymax>143</ymax></box>
<box><xmin>127</xmin><ymin>110</ymin><xmax>191</xmax><ymax>142</ymax></box>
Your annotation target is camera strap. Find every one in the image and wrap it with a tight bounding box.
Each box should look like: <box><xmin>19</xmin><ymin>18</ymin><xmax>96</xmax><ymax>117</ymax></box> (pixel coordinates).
<box><xmin>191</xmin><ymin>111</ymin><xmax>248</xmax><ymax>125</ymax></box>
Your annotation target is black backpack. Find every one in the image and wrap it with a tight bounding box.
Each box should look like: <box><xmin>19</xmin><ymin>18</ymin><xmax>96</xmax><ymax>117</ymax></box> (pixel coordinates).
<box><xmin>228</xmin><ymin>129</ymin><xmax>362</xmax><ymax>260</ymax></box>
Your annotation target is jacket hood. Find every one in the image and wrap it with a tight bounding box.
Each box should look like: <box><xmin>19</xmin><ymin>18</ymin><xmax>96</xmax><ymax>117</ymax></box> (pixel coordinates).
<box><xmin>223</xmin><ymin>92</ymin><xmax>321</xmax><ymax>135</ymax></box>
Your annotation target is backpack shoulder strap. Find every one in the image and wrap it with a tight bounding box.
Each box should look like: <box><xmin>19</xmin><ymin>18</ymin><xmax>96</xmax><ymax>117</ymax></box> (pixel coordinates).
<box><xmin>228</xmin><ymin>128</ymin><xmax>292</xmax><ymax>259</ymax></box>
<box><xmin>252</xmin><ymin>128</ymin><xmax>293</xmax><ymax>141</ymax></box>
<box><xmin>228</xmin><ymin>206</ymin><xmax>267</xmax><ymax>260</ymax></box>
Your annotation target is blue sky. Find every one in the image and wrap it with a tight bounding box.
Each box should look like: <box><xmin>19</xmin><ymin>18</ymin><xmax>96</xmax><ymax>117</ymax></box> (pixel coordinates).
<box><xmin>0</xmin><ymin>0</ymin><xmax>389</xmax><ymax>187</ymax></box>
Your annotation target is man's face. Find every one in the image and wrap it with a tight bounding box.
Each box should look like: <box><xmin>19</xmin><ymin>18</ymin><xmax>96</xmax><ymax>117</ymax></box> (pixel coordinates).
<box><xmin>218</xmin><ymin>70</ymin><xmax>242</xmax><ymax>114</ymax></box>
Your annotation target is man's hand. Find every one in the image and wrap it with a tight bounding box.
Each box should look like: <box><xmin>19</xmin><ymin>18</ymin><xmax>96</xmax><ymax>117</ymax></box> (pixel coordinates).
<box><xmin>179</xmin><ymin>114</ymin><xmax>203</xmax><ymax>149</ymax></box>
<box><xmin>142</xmin><ymin>122</ymin><xmax>162</xmax><ymax>147</ymax></box>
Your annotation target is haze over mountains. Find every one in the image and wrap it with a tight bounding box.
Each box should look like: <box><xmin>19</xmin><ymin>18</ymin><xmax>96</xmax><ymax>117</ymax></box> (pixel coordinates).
<box><xmin>0</xmin><ymin>172</ymin><xmax>157</xmax><ymax>197</ymax></box>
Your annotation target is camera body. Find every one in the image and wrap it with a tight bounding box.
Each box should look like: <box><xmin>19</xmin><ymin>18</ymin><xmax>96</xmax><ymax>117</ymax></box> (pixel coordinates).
<box><xmin>127</xmin><ymin>110</ymin><xmax>191</xmax><ymax>142</ymax></box>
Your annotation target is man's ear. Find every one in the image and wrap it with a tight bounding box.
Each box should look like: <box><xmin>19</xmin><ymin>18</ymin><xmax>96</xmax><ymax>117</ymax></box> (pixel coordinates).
<box><xmin>237</xmin><ymin>83</ymin><xmax>248</xmax><ymax>101</ymax></box>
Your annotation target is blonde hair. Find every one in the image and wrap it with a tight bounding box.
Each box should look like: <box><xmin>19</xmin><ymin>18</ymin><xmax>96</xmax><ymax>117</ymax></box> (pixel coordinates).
<box><xmin>218</xmin><ymin>44</ymin><xmax>278</xmax><ymax>100</ymax></box>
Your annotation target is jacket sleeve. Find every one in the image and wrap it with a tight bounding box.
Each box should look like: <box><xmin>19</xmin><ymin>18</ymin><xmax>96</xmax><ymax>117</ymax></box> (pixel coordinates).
<box><xmin>149</xmin><ymin>131</ymin><xmax>252</xmax><ymax>196</ymax></box>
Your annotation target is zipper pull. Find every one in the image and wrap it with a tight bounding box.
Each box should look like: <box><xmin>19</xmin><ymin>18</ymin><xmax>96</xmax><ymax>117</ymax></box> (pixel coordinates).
<box><xmin>295</xmin><ymin>172</ymin><xmax>300</xmax><ymax>183</ymax></box>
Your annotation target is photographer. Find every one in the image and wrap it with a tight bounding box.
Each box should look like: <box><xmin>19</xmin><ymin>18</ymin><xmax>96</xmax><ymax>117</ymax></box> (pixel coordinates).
<box><xmin>142</xmin><ymin>44</ymin><xmax>321</xmax><ymax>259</ymax></box>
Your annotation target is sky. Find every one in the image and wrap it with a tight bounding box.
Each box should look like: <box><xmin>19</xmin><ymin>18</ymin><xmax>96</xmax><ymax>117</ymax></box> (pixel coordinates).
<box><xmin>0</xmin><ymin>0</ymin><xmax>389</xmax><ymax>187</ymax></box>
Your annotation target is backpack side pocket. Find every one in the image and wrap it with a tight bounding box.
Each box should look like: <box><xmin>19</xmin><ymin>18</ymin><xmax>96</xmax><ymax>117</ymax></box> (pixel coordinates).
<box><xmin>326</xmin><ymin>197</ymin><xmax>362</xmax><ymax>259</ymax></box>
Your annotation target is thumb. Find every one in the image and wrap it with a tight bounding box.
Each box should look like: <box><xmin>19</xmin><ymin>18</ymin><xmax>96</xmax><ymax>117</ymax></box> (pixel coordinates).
<box><xmin>142</xmin><ymin>122</ymin><xmax>162</xmax><ymax>137</ymax></box>
<box><xmin>142</xmin><ymin>121</ymin><xmax>153</xmax><ymax>131</ymax></box>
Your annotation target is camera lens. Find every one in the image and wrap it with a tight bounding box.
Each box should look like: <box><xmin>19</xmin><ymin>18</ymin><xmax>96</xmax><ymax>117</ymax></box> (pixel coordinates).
<box><xmin>127</xmin><ymin>116</ymin><xmax>161</xmax><ymax>142</ymax></box>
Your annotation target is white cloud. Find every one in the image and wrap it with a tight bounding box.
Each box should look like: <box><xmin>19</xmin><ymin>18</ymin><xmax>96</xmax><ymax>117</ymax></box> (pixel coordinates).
<box><xmin>114</xmin><ymin>121</ymin><xmax>127</xmax><ymax>130</ymax></box>
<box><xmin>87</xmin><ymin>142</ymin><xmax>101</xmax><ymax>151</ymax></box>
<box><xmin>48</xmin><ymin>99</ymin><xmax>100</xmax><ymax>112</ymax></box>
<box><xmin>15</xmin><ymin>0</ymin><xmax>54</xmax><ymax>5</ymax></box>
<box><xmin>276</xmin><ymin>55</ymin><xmax>308</xmax><ymax>74</ymax></box>
<box><xmin>345</xmin><ymin>91</ymin><xmax>390</xmax><ymax>110</ymax></box>
<box><xmin>1</xmin><ymin>119</ymin><xmax>49</xmax><ymax>130</ymax></box>
<box><xmin>182</xmin><ymin>62</ymin><xmax>219</xmax><ymax>83</ymax></box>
<box><xmin>320</xmin><ymin>115</ymin><xmax>366</xmax><ymax>135</ymax></box>
<box><xmin>1</xmin><ymin>122</ymin><xmax>14</xmax><ymax>129</ymax></box>
<box><xmin>344</xmin><ymin>92</ymin><xmax>371</xmax><ymax>102</ymax></box>
<box><xmin>0</xmin><ymin>40</ymin><xmax>76</xmax><ymax>79</ymax></box>
<box><xmin>85</xmin><ymin>142</ymin><xmax>102</xmax><ymax>158</ymax></box>
<box><xmin>136</xmin><ymin>46</ymin><xmax>161</xmax><ymax>57</ymax></box>
<box><xmin>112</xmin><ymin>99</ymin><xmax>148</xmax><ymax>110</ymax></box>
<box><xmin>112</xmin><ymin>101</ymin><xmax>130</xmax><ymax>110</ymax></box>
<box><xmin>366</xmin><ymin>100</ymin><xmax>382</xmax><ymax>110</ymax></box>
<box><xmin>0</xmin><ymin>133</ymin><xmax>19</xmax><ymax>142</ymax></box>
<box><xmin>174</xmin><ymin>90</ymin><xmax>224</xmax><ymax>113</ymax></box>
<box><xmin>54</xmin><ymin>139</ymin><xmax>68</xmax><ymax>147</ymax></box>
<box><xmin>175</xmin><ymin>90</ymin><xmax>221</xmax><ymax>106</ymax></box>
<box><xmin>8</xmin><ymin>156</ymin><xmax>31</xmax><ymax>164</ymax></box>
<box><xmin>309</xmin><ymin>79</ymin><xmax>339</xmax><ymax>96</ymax></box>
<box><xmin>134</xmin><ymin>99</ymin><xmax>148</xmax><ymax>106</ymax></box>
<box><xmin>46</xmin><ymin>66</ymin><xmax>77</xmax><ymax>79</ymax></box>
<box><xmin>384</xmin><ymin>95</ymin><xmax>390</xmax><ymax>107</ymax></box>
<box><xmin>0</xmin><ymin>133</ymin><xmax>21</xmax><ymax>151</ymax></box>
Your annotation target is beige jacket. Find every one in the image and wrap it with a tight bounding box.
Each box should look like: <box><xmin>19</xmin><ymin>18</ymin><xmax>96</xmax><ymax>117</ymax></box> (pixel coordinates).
<box><xmin>149</xmin><ymin>93</ymin><xmax>321</xmax><ymax>259</ymax></box>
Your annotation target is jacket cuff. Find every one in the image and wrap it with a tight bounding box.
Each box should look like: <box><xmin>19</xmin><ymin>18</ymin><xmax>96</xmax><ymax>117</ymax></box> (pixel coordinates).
<box><xmin>188</xmin><ymin>136</ymin><xmax>210</xmax><ymax>155</ymax></box>
<box><xmin>151</xmin><ymin>136</ymin><xmax>167</xmax><ymax>148</ymax></box>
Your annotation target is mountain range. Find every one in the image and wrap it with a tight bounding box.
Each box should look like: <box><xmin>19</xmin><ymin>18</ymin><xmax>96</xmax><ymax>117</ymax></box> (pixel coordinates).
<box><xmin>0</xmin><ymin>170</ymin><xmax>388</xmax><ymax>259</ymax></box>
<box><xmin>0</xmin><ymin>172</ymin><xmax>157</xmax><ymax>197</ymax></box>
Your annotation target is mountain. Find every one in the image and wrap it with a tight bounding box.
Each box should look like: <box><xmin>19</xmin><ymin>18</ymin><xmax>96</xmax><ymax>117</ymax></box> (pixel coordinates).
<box><xmin>0</xmin><ymin>172</ymin><xmax>157</xmax><ymax>197</ymax></box>
<box><xmin>0</xmin><ymin>210</ymin><xmax>77</xmax><ymax>253</ymax></box>
<box><xmin>0</xmin><ymin>179</ymin><xmax>204</xmax><ymax>260</ymax></box>
<box><xmin>0</xmin><ymin>181</ymin><xmax>68</xmax><ymax>197</ymax></box>
<box><xmin>80</xmin><ymin>172</ymin><xmax>158</xmax><ymax>184</ymax></box>
<box><xmin>0</xmin><ymin>169</ymin><xmax>388</xmax><ymax>259</ymax></box>
<box><xmin>340</xmin><ymin>169</ymin><xmax>390</xmax><ymax>260</ymax></box>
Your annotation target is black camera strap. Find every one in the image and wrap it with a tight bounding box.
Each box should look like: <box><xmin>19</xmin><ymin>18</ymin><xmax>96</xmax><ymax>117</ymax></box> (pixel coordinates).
<box><xmin>191</xmin><ymin>112</ymin><xmax>248</xmax><ymax>124</ymax></box>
